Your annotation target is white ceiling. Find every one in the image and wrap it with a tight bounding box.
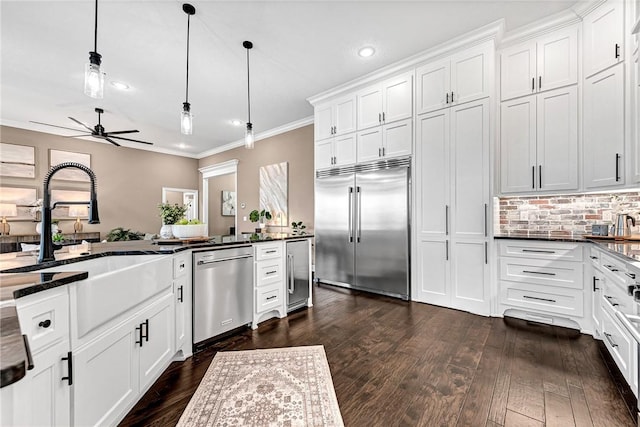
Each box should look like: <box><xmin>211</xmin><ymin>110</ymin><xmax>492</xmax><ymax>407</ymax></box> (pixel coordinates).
<box><xmin>1</xmin><ymin>0</ymin><xmax>579</xmax><ymax>158</ymax></box>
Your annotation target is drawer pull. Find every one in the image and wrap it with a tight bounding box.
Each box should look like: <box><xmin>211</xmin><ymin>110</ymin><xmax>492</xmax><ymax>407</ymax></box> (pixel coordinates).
<box><xmin>604</xmin><ymin>295</ymin><xmax>619</xmax><ymax>307</ymax></box>
<box><xmin>522</xmin><ymin>249</ymin><xmax>556</xmax><ymax>254</ymax></box>
<box><xmin>38</xmin><ymin>319</ymin><xmax>52</xmax><ymax>328</ymax></box>
<box><xmin>266</xmin><ymin>295</ymin><xmax>277</xmax><ymax>301</ymax></box>
<box><xmin>625</xmin><ymin>272</ymin><xmax>636</xmax><ymax>280</ymax></box>
<box><xmin>523</xmin><ymin>295</ymin><xmax>556</xmax><ymax>303</ymax></box>
<box><xmin>593</xmin><ymin>276</ymin><xmax>600</xmax><ymax>292</ymax></box>
<box><xmin>604</xmin><ymin>265</ymin><xmax>619</xmax><ymax>272</ymax></box>
<box><xmin>265</xmin><ymin>270</ymin><xmax>277</xmax><ymax>275</ymax></box>
<box><xmin>178</xmin><ymin>285</ymin><xmax>184</xmax><ymax>303</ymax></box>
<box><xmin>265</xmin><ymin>250</ymin><xmax>277</xmax><ymax>254</ymax></box>
<box><xmin>590</xmin><ymin>256</ymin><xmax>598</xmax><ymax>260</ymax></box>
<box><xmin>604</xmin><ymin>332</ymin><xmax>618</xmax><ymax>348</ymax></box>
<box><xmin>522</xmin><ymin>270</ymin><xmax>556</xmax><ymax>276</ymax></box>
<box><xmin>61</xmin><ymin>351</ymin><xmax>73</xmax><ymax>386</ymax></box>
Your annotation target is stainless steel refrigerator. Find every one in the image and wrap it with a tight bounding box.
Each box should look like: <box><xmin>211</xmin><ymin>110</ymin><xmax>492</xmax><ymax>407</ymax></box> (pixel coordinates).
<box><xmin>286</xmin><ymin>239</ymin><xmax>311</xmax><ymax>311</ymax></box>
<box><xmin>315</xmin><ymin>157</ymin><xmax>410</xmax><ymax>300</ymax></box>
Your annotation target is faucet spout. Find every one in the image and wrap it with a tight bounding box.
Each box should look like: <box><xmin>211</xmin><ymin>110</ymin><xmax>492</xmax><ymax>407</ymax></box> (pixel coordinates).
<box><xmin>39</xmin><ymin>162</ymin><xmax>100</xmax><ymax>263</ymax></box>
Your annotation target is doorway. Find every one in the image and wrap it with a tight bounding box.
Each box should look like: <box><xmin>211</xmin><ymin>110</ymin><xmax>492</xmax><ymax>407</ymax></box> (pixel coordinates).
<box><xmin>200</xmin><ymin>160</ymin><xmax>238</xmax><ymax>237</ymax></box>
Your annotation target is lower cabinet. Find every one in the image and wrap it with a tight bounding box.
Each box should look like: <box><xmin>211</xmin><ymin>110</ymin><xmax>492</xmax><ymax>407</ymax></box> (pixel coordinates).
<box><xmin>73</xmin><ymin>292</ymin><xmax>174</xmax><ymax>427</ymax></box>
<box><xmin>252</xmin><ymin>242</ymin><xmax>286</xmax><ymax>328</ymax></box>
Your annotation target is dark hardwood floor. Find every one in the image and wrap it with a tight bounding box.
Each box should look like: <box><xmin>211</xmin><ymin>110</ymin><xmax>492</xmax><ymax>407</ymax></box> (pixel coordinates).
<box><xmin>120</xmin><ymin>284</ymin><xmax>636</xmax><ymax>427</ymax></box>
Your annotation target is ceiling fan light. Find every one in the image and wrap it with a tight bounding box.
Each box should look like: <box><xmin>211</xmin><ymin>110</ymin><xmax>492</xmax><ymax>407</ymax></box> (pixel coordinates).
<box><xmin>181</xmin><ymin>102</ymin><xmax>193</xmax><ymax>135</ymax></box>
<box><xmin>84</xmin><ymin>58</ymin><xmax>104</xmax><ymax>99</ymax></box>
<box><xmin>245</xmin><ymin>122</ymin><xmax>254</xmax><ymax>149</ymax></box>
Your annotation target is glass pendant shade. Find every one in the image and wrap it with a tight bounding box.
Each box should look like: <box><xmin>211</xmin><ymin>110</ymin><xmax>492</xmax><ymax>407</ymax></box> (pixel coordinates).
<box><xmin>84</xmin><ymin>61</ymin><xmax>104</xmax><ymax>99</ymax></box>
<box><xmin>245</xmin><ymin>122</ymin><xmax>254</xmax><ymax>149</ymax></box>
<box><xmin>181</xmin><ymin>102</ymin><xmax>193</xmax><ymax>135</ymax></box>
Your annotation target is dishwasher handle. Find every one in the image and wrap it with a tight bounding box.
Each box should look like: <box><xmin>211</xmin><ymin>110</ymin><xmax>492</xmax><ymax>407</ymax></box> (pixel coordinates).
<box><xmin>197</xmin><ymin>254</ymin><xmax>253</xmax><ymax>265</ymax></box>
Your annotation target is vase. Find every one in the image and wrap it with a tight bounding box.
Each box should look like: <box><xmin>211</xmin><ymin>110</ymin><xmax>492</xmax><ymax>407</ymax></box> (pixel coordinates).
<box><xmin>160</xmin><ymin>224</ymin><xmax>173</xmax><ymax>239</ymax></box>
<box><xmin>36</xmin><ymin>223</ymin><xmax>59</xmax><ymax>234</ymax></box>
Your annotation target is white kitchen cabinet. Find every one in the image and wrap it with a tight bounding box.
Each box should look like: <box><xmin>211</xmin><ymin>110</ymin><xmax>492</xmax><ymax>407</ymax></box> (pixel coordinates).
<box><xmin>356</xmin><ymin>118</ymin><xmax>412</xmax><ymax>163</ymax></box>
<box><xmin>314</xmin><ymin>95</ymin><xmax>357</xmax><ymax>141</ymax></box>
<box><xmin>584</xmin><ymin>63</ymin><xmax>625</xmax><ymax>189</ymax></box>
<box><xmin>583</xmin><ymin>0</ymin><xmax>625</xmax><ymax>79</ymax></box>
<box><xmin>500</xmin><ymin>26</ymin><xmax>578</xmax><ymax>101</ymax></box>
<box><xmin>172</xmin><ymin>252</ymin><xmax>190</xmax><ymax>358</ymax></box>
<box><xmin>138</xmin><ymin>293</ymin><xmax>174</xmax><ymax>391</ymax></box>
<box><xmin>591</xmin><ymin>265</ymin><xmax>604</xmax><ymax>337</ymax></box>
<box><xmin>357</xmin><ymin>72</ymin><xmax>412</xmax><ymax>130</ymax></box>
<box><xmin>414</xmin><ymin>99</ymin><xmax>490</xmax><ymax>315</ymax></box>
<box><xmin>314</xmin><ymin>132</ymin><xmax>356</xmax><ymax>170</ymax></box>
<box><xmin>500</xmin><ymin>86</ymin><xmax>578</xmax><ymax>193</ymax></box>
<box><xmin>253</xmin><ymin>241</ymin><xmax>286</xmax><ymax>329</ymax></box>
<box><xmin>416</xmin><ymin>41</ymin><xmax>492</xmax><ymax>114</ymax></box>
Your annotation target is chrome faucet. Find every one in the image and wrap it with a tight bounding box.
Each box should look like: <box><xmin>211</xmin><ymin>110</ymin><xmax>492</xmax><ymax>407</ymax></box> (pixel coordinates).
<box><xmin>39</xmin><ymin>162</ymin><xmax>100</xmax><ymax>262</ymax></box>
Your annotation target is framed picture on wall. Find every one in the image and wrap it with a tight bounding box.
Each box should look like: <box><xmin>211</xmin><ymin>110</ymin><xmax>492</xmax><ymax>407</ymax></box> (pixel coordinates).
<box><xmin>0</xmin><ymin>186</ymin><xmax>38</xmax><ymax>220</ymax></box>
<box><xmin>0</xmin><ymin>143</ymin><xmax>36</xmax><ymax>178</ymax></box>
<box><xmin>49</xmin><ymin>149</ymin><xmax>91</xmax><ymax>182</ymax></box>
<box><xmin>221</xmin><ymin>190</ymin><xmax>235</xmax><ymax>216</ymax></box>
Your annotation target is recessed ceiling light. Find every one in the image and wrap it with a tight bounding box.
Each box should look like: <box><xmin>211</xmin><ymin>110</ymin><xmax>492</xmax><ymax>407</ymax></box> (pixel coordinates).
<box><xmin>358</xmin><ymin>46</ymin><xmax>375</xmax><ymax>58</ymax></box>
<box><xmin>178</xmin><ymin>143</ymin><xmax>187</xmax><ymax>149</ymax></box>
<box><xmin>110</xmin><ymin>80</ymin><xmax>130</xmax><ymax>90</ymax></box>
<box><xmin>231</xmin><ymin>119</ymin><xmax>243</xmax><ymax>126</ymax></box>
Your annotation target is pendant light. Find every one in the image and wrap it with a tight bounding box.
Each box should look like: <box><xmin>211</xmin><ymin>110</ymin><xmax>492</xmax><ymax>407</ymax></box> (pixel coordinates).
<box><xmin>244</xmin><ymin>40</ymin><xmax>254</xmax><ymax>149</ymax></box>
<box><xmin>84</xmin><ymin>0</ymin><xmax>105</xmax><ymax>99</ymax></box>
<box><xmin>181</xmin><ymin>3</ymin><xmax>196</xmax><ymax>135</ymax></box>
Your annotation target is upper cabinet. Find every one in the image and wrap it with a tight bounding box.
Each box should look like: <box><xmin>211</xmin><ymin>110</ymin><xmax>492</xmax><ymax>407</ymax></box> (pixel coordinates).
<box><xmin>314</xmin><ymin>95</ymin><xmax>356</xmax><ymax>141</ymax></box>
<box><xmin>416</xmin><ymin>41</ymin><xmax>492</xmax><ymax>114</ymax></box>
<box><xmin>583</xmin><ymin>0</ymin><xmax>624</xmax><ymax>79</ymax></box>
<box><xmin>356</xmin><ymin>72</ymin><xmax>413</xmax><ymax>131</ymax></box>
<box><xmin>500</xmin><ymin>26</ymin><xmax>578</xmax><ymax>101</ymax></box>
<box><xmin>356</xmin><ymin>118</ymin><xmax>412</xmax><ymax>163</ymax></box>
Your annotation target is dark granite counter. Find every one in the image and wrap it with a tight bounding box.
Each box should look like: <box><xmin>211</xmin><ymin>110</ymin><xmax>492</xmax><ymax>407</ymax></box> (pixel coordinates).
<box><xmin>1</xmin><ymin>305</ymin><xmax>27</xmax><ymax>388</ymax></box>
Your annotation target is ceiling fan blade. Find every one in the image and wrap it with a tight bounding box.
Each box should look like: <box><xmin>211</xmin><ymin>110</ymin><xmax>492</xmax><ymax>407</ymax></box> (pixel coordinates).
<box><xmin>65</xmin><ymin>134</ymin><xmax>94</xmax><ymax>138</ymax></box>
<box><xmin>109</xmin><ymin>135</ymin><xmax>153</xmax><ymax>145</ymax></box>
<box><xmin>30</xmin><ymin>121</ymin><xmax>88</xmax><ymax>132</ymax></box>
<box><xmin>104</xmin><ymin>130</ymin><xmax>139</xmax><ymax>135</ymax></box>
<box><xmin>105</xmin><ymin>137</ymin><xmax>121</xmax><ymax>147</ymax></box>
<box><xmin>68</xmin><ymin>117</ymin><xmax>94</xmax><ymax>132</ymax></box>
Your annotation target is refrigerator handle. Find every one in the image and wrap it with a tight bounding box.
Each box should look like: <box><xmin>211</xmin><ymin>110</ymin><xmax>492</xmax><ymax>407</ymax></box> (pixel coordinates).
<box><xmin>356</xmin><ymin>186</ymin><xmax>362</xmax><ymax>243</ymax></box>
<box><xmin>288</xmin><ymin>254</ymin><xmax>294</xmax><ymax>294</ymax></box>
<box><xmin>348</xmin><ymin>187</ymin><xmax>354</xmax><ymax>242</ymax></box>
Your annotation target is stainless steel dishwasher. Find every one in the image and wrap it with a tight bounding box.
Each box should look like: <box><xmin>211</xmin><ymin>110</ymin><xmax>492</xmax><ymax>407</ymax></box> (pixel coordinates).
<box><xmin>193</xmin><ymin>246</ymin><xmax>253</xmax><ymax>349</ymax></box>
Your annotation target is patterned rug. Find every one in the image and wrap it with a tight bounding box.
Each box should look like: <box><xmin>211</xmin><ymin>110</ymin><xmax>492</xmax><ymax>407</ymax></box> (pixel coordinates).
<box><xmin>176</xmin><ymin>345</ymin><xmax>344</xmax><ymax>427</ymax></box>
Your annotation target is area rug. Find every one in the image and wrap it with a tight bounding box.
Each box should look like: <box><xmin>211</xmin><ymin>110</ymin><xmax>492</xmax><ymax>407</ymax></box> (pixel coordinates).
<box><xmin>176</xmin><ymin>345</ymin><xmax>344</xmax><ymax>427</ymax></box>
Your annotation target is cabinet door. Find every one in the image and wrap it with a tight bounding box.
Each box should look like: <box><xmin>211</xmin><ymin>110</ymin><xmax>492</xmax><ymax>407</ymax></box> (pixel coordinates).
<box><xmin>314</xmin><ymin>103</ymin><xmax>333</xmax><ymax>141</ymax></box>
<box><xmin>334</xmin><ymin>133</ymin><xmax>356</xmax><ymax>167</ymax></box>
<box><xmin>416</xmin><ymin>59</ymin><xmax>450</xmax><ymax>114</ymax></box>
<box><xmin>138</xmin><ymin>293</ymin><xmax>174</xmax><ymax>392</ymax></box>
<box><xmin>382</xmin><ymin>118</ymin><xmax>412</xmax><ymax>159</ymax></box>
<box><xmin>356</xmin><ymin>127</ymin><xmax>383</xmax><ymax>163</ymax></box>
<box><xmin>451</xmin><ymin>99</ymin><xmax>489</xmax><ymax>239</ymax></box>
<box><xmin>536</xmin><ymin>26</ymin><xmax>578</xmax><ymax>92</ymax></box>
<box><xmin>451</xmin><ymin>43</ymin><xmax>491</xmax><ymax>106</ymax></box>
<box><xmin>334</xmin><ymin>95</ymin><xmax>357</xmax><ymax>136</ymax></box>
<box><xmin>635</xmin><ymin>50</ymin><xmax>640</xmax><ymax>184</ymax></box>
<box><xmin>416</xmin><ymin>110</ymin><xmax>450</xmax><ymax>237</ymax></box>
<box><xmin>584</xmin><ymin>0</ymin><xmax>625</xmax><ymax>78</ymax></box>
<box><xmin>451</xmin><ymin>240</ymin><xmax>489</xmax><ymax>315</ymax></box>
<box><xmin>11</xmin><ymin>341</ymin><xmax>71</xmax><ymax>427</ymax></box>
<box><xmin>584</xmin><ymin>64</ymin><xmax>625</xmax><ymax>189</ymax></box>
<box><xmin>592</xmin><ymin>269</ymin><xmax>604</xmax><ymax>336</ymax></box>
<box><xmin>536</xmin><ymin>86</ymin><xmax>578</xmax><ymax>192</ymax></box>
<box><xmin>315</xmin><ymin>139</ymin><xmax>333</xmax><ymax>170</ymax></box>
<box><xmin>382</xmin><ymin>72</ymin><xmax>413</xmax><ymax>124</ymax></box>
<box><xmin>500</xmin><ymin>96</ymin><xmax>537</xmax><ymax>193</ymax></box>
<box><xmin>357</xmin><ymin>85</ymin><xmax>383</xmax><ymax>130</ymax></box>
<box><xmin>73</xmin><ymin>320</ymin><xmax>138</xmax><ymax>427</ymax></box>
<box><xmin>174</xmin><ymin>277</ymin><xmax>187</xmax><ymax>352</ymax></box>
<box><xmin>500</xmin><ymin>41</ymin><xmax>536</xmax><ymax>101</ymax></box>
<box><xmin>415</xmin><ymin>239</ymin><xmax>450</xmax><ymax>306</ymax></box>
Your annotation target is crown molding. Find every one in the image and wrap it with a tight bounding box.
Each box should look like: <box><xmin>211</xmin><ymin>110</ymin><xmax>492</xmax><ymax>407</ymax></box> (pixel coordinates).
<box><xmin>572</xmin><ymin>0</ymin><xmax>607</xmax><ymax>19</ymax></box>
<box><xmin>307</xmin><ymin>19</ymin><xmax>504</xmax><ymax>106</ymax></box>
<box><xmin>195</xmin><ymin>115</ymin><xmax>314</xmax><ymax>159</ymax></box>
<box><xmin>199</xmin><ymin>159</ymin><xmax>239</xmax><ymax>177</ymax></box>
<box><xmin>499</xmin><ymin>7</ymin><xmax>582</xmax><ymax>48</ymax></box>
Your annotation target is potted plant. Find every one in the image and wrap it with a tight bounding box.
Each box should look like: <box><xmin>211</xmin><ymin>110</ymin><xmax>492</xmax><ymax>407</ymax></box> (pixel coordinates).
<box><xmin>157</xmin><ymin>203</ymin><xmax>188</xmax><ymax>238</ymax></box>
<box><xmin>249</xmin><ymin>209</ymin><xmax>272</xmax><ymax>232</ymax></box>
<box><xmin>291</xmin><ymin>221</ymin><xmax>306</xmax><ymax>235</ymax></box>
<box><xmin>172</xmin><ymin>218</ymin><xmax>207</xmax><ymax>239</ymax></box>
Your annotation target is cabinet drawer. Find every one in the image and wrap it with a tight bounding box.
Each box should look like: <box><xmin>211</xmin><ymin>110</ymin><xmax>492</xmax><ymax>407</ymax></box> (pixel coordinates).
<box><xmin>255</xmin><ymin>284</ymin><xmax>283</xmax><ymax>313</ymax></box>
<box><xmin>256</xmin><ymin>259</ymin><xmax>284</xmax><ymax>287</ymax></box>
<box><xmin>16</xmin><ymin>287</ymin><xmax>69</xmax><ymax>353</ymax></box>
<box><xmin>499</xmin><ymin>258</ymin><xmax>583</xmax><ymax>289</ymax></box>
<box><xmin>173</xmin><ymin>254</ymin><xmax>188</xmax><ymax>279</ymax></box>
<box><xmin>499</xmin><ymin>281</ymin><xmax>583</xmax><ymax>317</ymax></box>
<box><xmin>498</xmin><ymin>241</ymin><xmax>583</xmax><ymax>261</ymax></box>
<box><xmin>600</xmin><ymin>252</ymin><xmax>631</xmax><ymax>286</ymax></box>
<box><xmin>588</xmin><ymin>246</ymin><xmax>602</xmax><ymax>266</ymax></box>
<box><xmin>254</xmin><ymin>243</ymin><xmax>282</xmax><ymax>261</ymax></box>
<box><xmin>601</xmin><ymin>278</ymin><xmax>635</xmax><ymax>317</ymax></box>
<box><xmin>602</xmin><ymin>308</ymin><xmax>633</xmax><ymax>383</ymax></box>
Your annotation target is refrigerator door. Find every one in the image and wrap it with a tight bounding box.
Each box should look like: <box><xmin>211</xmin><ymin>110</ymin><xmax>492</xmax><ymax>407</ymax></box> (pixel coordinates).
<box><xmin>355</xmin><ymin>165</ymin><xmax>410</xmax><ymax>299</ymax></box>
<box><xmin>286</xmin><ymin>239</ymin><xmax>311</xmax><ymax>311</ymax></box>
<box><xmin>315</xmin><ymin>173</ymin><xmax>356</xmax><ymax>287</ymax></box>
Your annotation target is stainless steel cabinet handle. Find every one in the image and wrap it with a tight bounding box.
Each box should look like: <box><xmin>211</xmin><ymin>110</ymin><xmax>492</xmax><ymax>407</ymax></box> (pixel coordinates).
<box><xmin>593</xmin><ymin>276</ymin><xmax>600</xmax><ymax>292</ymax></box>
<box><xmin>615</xmin><ymin>153</ymin><xmax>621</xmax><ymax>182</ymax></box>
<box><xmin>61</xmin><ymin>351</ymin><xmax>73</xmax><ymax>386</ymax></box>
<box><xmin>522</xmin><ymin>270</ymin><xmax>556</xmax><ymax>276</ymax></box>
<box><xmin>484</xmin><ymin>203</ymin><xmax>488</xmax><ymax>237</ymax></box>
<box><xmin>445</xmin><ymin>205</ymin><xmax>449</xmax><ymax>235</ymax></box>
<box><xmin>604</xmin><ymin>332</ymin><xmax>618</xmax><ymax>348</ymax></box>
<box><xmin>348</xmin><ymin>187</ymin><xmax>354</xmax><ymax>242</ymax></box>
<box><xmin>356</xmin><ymin>186</ymin><xmax>362</xmax><ymax>243</ymax></box>
<box><xmin>288</xmin><ymin>254</ymin><xmax>294</xmax><ymax>294</ymax></box>
<box><xmin>604</xmin><ymin>295</ymin><xmax>619</xmax><ymax>306</ymax></box>
<box><xmin>522</xmin><ymin>249</ymin><xmax>555</xmax><ymax>254</ymax></box>
<box><xmin>523</xmin><ymin>295</ymin><xmax>556</xmax><ymax>303</ymax></box>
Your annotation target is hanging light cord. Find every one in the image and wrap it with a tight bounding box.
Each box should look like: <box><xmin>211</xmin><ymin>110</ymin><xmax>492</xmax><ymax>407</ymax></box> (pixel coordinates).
<box><xmin>185</xmin><ymin>13</ymin><xmax>191</xmax><ymax>104</ymax></box>
<box><xmin>93</xmin><ymin>0</ymin><xmax>98</xmax><ymax>52</ymax></box>
<box><xmin>246</xmin><ymin>47</ymin><xmax>251</xmax><ymax>124</ymax></box>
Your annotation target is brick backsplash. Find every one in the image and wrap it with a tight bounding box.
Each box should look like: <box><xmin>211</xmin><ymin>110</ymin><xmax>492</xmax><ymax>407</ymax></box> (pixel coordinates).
<box><xmin>496</xmin><ymin>191</ymin><xmax>640</xmax><ymax>235</ymax></box>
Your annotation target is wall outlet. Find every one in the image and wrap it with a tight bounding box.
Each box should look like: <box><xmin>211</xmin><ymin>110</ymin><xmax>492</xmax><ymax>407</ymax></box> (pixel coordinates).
<box><xmin>520</xmin><ymin>210</ymin><xmax>528</xmax><ymax>220</ymax></box>
<box><xmin>243</xmin><ymin>216</ymin><xmax>247</xmax><ymax>222</ymax></box>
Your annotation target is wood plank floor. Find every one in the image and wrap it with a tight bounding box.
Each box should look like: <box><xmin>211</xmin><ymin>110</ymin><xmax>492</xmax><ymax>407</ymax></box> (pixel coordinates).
<box><xmin>120</xmin><ymin>284</ymin><xmax>636</xmax><ymax>427</ymax></box>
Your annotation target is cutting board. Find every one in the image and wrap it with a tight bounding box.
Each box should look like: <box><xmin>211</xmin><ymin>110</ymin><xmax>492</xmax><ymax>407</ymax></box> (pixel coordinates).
<box><xmin>583</xmin><ymin>235</ymin><xmax>640</xmax><ymax>241</ymax></box>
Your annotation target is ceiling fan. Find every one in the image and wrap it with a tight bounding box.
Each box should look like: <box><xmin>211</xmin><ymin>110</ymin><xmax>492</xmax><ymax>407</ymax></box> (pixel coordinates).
<box><xmin>31</xmin><ymin>108</ymin><xmax>153</xmax><ymax>146</ymax></box>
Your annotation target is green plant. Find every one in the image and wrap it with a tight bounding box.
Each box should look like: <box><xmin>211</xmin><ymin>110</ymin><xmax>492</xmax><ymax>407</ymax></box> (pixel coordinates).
<box><xmin>249</xmin><ymin>209</ymin><xmax>272</xmax><ymax>224</ymax></box>
<box><xmin>158</xmin><ymin>203</ymin><xmax>188</xmax><ymax>225</ymax></box>
<box><xmin>106</xmin><ymin>227</ymin><xmax>144</xmax><ymax>242</ymax></box>
<box><xmin>52</xmin><ymin>232</ymin><xmax>64</xmax><ymax>243</ymax></box>
<box><xmin>291</xmin><ymin>221</ymin><xmax>306</xmax><ymax>232</ymax></box>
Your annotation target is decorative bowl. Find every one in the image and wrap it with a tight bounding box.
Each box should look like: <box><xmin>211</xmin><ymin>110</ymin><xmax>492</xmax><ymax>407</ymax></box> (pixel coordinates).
<box><xmin>171</xmin><ymin>224</ymin><xmax>207</xmax><ymax>238</ymax></box>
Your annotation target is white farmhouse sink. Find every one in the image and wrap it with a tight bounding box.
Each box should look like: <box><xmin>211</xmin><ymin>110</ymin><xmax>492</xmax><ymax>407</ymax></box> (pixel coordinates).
<box><xmin>40</xmin><ymin>255</ymin><xmax>173</xmax><ymax>346</ymax></box>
